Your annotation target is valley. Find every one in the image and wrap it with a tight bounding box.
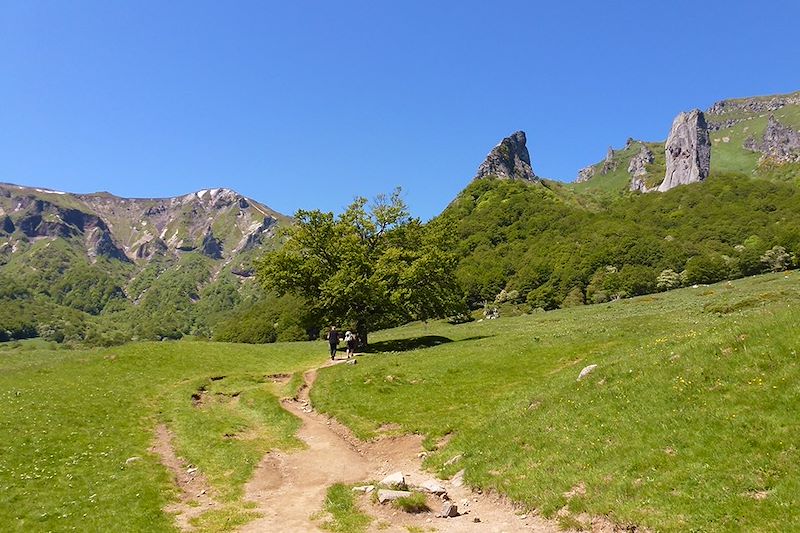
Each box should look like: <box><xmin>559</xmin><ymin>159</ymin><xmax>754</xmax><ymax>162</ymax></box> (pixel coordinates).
<box><xmin>2</xmin><ymin>89</ymin><xmax>800</xmax><ymax>532</ymax></box>
<box><xmin>2</xmin><ymin>271</ymin><xmax>798</xmax><ymax>531</ymax></box>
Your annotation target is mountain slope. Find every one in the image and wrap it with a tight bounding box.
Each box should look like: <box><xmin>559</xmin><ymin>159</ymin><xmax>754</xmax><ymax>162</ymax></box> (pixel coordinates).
<box><xmin>0</xmin><ymin>183</ymin><xmax>291</xmax><ymax>343</ymax></box>
<box><xmin>574</xmin><ymin>90</ymin><xmax>800</xmax><ymax>195</ymax></box>
<box><xmin>438</xmin><ymin>112</ymin><xmax>800</xmax><ymax>310</ymax></box>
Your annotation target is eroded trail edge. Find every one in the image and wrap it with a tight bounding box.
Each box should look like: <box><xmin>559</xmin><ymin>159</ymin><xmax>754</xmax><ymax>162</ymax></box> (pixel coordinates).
<box><xmin>239</xmin><ymin>360</ymin><xmax>560</xmax><ymax>533</ymax></box>
<box><xmin>150</xmin><ymin>424</ymin><xmax>218</xmax><ymax>531</ymax></box>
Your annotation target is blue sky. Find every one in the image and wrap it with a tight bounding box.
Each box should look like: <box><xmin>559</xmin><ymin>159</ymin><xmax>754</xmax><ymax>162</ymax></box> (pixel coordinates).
<box><xmin>1</xmin><ymin>1</ymin><xmax>798</xmax><ymax>219</ymax></box>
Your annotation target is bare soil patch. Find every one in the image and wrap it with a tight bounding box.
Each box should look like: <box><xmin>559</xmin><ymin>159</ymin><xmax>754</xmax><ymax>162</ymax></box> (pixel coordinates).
<box><xmin>150</xmin><ymin>424</ymin><xmax>219</xmax><ymax>530</ymax></box>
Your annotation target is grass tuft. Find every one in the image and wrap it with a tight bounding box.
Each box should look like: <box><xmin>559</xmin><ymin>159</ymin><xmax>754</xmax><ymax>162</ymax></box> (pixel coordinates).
<box><xmin>319</xmin><ymin>483</ymin><xmax>371</xmax><ymax>532</ymax></box>
<box><xmin>392</xmin><ymin>492</ymin><xmax>429</xmax><ymax>514</ymax></box>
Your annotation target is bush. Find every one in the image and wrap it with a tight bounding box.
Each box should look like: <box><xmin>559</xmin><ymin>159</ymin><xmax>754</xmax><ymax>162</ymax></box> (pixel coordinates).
<box><xmin>683</xmin><ymin>255</ymin><xmax>729</xmax><ymax>285</ymax></box>
<box><xmin>656</xmin><ymin>269</ymin><xmax>682</xmax><ymax>291</ymax></box>
<box><xmin>561</xmin><ymin>286</ymin><xmax>585</xmax><ymax>308</ymax></box>
<box><xmin>761</xmin><ymin>246</ymin><xmax>793</xmax><ymax>272</ymax></box>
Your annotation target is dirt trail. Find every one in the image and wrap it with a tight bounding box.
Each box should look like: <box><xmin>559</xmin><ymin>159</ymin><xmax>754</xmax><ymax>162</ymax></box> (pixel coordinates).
<box><xmin>240</xmin><ymin>359</ymin><xmax>560</xmax><ymax>533</ymax></box>
<box><xmin>150</xmin><ymin>424</ymin><xmax>216</xmax><ymax>530</ymax></box>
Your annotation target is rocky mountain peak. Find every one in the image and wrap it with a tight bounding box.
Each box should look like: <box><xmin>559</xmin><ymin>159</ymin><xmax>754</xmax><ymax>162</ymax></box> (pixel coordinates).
<box><xmin>474</xmin><ymin>131</ymin><xmax>537</xmax><ymax>181</ymax></box>
<box><xmin>657</xmin><ymin>110</ymin><xmax>711</xmax><ymax>192</ymax></box>
<box><xmin>0</xmin><ymin>183</ymin><xmax>286</xmax><ymax>265</ymax></box>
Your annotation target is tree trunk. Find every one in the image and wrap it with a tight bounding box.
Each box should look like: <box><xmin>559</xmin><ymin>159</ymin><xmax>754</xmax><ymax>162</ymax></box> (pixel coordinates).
<box><xmin>356</xmin><ymin>319</ymin><xmax>368</xmax><ymax>348</ymax></box>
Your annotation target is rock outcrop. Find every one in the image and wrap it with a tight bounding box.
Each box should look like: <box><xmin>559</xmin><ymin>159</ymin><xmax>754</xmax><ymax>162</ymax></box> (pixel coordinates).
<box><xmin>628</xmin><ymin>145</ymin><xmax>654</xmax><ymax>177</ymax></box>
<box><xmin>628</xmin><ymin>144</ymin><xmax>655</xmax><ymax>192</ymax></box>
<box><xmin>657</xmin><ymin>110</ymin><xmax>711</xmax><ymax>192</ymax></box>
<box><xmin>707</xmin><ymin>92</ymin><xmax>800</xmax><ymax>117</ymax></box>
<box><xmin>474</xmin><ymin>131</ymin><xmax>537</xmax><ymax>181</ymax></box>
<box><xmin>200</xmin><ymin>228</ymin><xmax>223</xmax><ymax>259</ymax></box>
<box><xmin>600</xmin><ymin>146</ymin><xmax>617</xmax><ymax>173</ymax></box>
<box><xmin>743</xmin><ymin>115</ymin><xmax>800</xmax><ymax>163</ymax></box>
<box><xmin>706</xmin><ymin>91</ymin><xmax>800</xmax><ymax>130</ymax></box>
<box><xmin>1</xmin><ymin>215</ymin><xmax>15</xmax><ymax>234</ymax></box>
<box><xmin>575</xmin><ymin>165</ymin><xmax>596</xmax><ymax>183</ymax></box>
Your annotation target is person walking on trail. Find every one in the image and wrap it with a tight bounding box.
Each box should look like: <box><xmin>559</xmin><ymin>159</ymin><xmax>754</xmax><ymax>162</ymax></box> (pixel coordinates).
<box><xmin>345</xmin><ymin>330</ymin><xmax>357</xmax><ymax>358</ymax></box>
<box><xmin>327</xmin><ymin>326</ymin><xmax>339</xmax><ymax>360</ymax></box>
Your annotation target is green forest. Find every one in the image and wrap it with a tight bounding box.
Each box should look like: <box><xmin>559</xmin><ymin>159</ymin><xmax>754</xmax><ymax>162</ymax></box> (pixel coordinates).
<box><xmin>442</xmin><ymin>173</ymin><xmax>799</xmax><ymax>310</ymax></box>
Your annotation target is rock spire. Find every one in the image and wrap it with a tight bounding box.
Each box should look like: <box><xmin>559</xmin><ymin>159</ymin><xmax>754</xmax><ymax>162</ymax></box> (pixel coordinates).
<box><xmin>658</xmin><ymin>110</ymin><xmax>711</xmax><ymax>192</ymax></box>
<box><xmin>474</xmin><ymin>131</ymin><xmax>537</xmax><ymax>181</ymax></box>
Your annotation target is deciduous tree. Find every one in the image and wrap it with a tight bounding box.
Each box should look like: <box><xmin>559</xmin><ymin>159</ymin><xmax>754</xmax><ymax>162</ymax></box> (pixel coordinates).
<box><xmin>256</xmin><ymin>189</ymin><xmax>461</xmax><ymax>345</ymax></box>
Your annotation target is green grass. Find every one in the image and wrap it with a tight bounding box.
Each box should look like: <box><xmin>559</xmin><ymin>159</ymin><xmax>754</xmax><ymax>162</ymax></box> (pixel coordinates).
<box><xmin>0</xmin><ymin>340</ymin><xmax>327</xmax><ymax>532</ymax></box>
<box><xmin>392</xmin><ymin>492</ymin><xmax>429</xmax><ymax>514</ymax></box>
<box><xmin>189</xmin><ymin>505</ymin><xmax>261</xmax><ymax>532</ymax></box>
<box><xmin>573</xmin><ymin>143</ymin><xmax>642</xmax><ymax>196</ymax></box>
<box><xmin>3</xmin><ymin>271</ymin><xmax>800</xmax><ymax>532</ymax></box>
<box><xmin>319</xmin><ymin>483</ymin><xmax>371</xmax><ymax>532</ymax></box>
<box><xmin>312</xmin><ymin>271</ymin><xmax>800</xmax><ymax>532</ymax></box>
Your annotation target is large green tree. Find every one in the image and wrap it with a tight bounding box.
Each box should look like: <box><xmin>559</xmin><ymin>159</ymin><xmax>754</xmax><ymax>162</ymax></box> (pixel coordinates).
<box><xmin>256</xmin><ymin>190</ymin><xmax>461</xmax><ymax>345</ymax></box>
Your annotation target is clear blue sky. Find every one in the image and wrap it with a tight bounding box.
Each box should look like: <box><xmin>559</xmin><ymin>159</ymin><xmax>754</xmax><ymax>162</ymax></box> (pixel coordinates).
<box><xmin>2</xmin><ymin>1</ymin><xmax>799</xmax><ymax>219</ymax></box>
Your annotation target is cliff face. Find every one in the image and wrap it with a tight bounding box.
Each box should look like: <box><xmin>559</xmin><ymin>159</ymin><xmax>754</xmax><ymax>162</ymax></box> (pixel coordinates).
<box><xmin>657</xmin><ymin>110</ymin><xmax>711</xmax><ymax>192</ymax></box>
<box><xmin>474</xmin><ymin>131</ymin><xmax>537</xmax><ymax>182</ymax></box>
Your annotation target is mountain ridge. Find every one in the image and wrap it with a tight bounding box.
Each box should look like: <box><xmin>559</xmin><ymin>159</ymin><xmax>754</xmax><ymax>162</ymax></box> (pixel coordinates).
<box><xmin>0</xmin><ymin>182</ymin><xmax>288</xmax><ymax>264</ymax></box>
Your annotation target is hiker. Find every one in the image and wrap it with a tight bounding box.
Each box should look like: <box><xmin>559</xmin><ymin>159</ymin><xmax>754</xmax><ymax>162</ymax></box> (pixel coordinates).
<box><xmin>327</xmin><ymin>326</ymin><xmax>339</xmax><ymax>360</ymax></box>
<box><xmin>345</xmin><ymin>330</ymin><xmax>357</xmax><ymax>358</ymax></box>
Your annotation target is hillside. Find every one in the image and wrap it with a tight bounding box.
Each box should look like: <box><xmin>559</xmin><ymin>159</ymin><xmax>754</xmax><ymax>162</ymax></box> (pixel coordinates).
<box><xmin>3</xmin><ymin>89</ymin><xmax>800</xmax><ymax>346</ymax></box>
<box><xmin>439</xmin><ymin>172</ymin><xmax>799</xmax><ymax>310</ymax></box>
<box><xmin>439</xmin><ymin>91</ymin><xmax>800</xmax><ymax>310</ymax></box>
<box><xmin>0</xmin><ymin>183</ymin><xmax>290</xmax><ymax>343</ymax></box>
<box><xmin>574</xmin><ymin>90</ymin><xmax>800</xmax><ymax>195</ymax></box>
<box><xmin>2</xmin><ymin>271</ymin><xmax>797</xmax><ymax>532</ymax></box>
<box><xmin>313</xmin><ymin>270</ymin><xmax>800</xmax><ymax>532</ymax></box>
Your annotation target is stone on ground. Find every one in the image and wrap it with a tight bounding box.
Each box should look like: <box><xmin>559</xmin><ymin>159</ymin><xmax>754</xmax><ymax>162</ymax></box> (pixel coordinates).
<box><xmin>380</xmin><ymin>471</ymin><xmax>407</xmax><ymax>490</ymax></box>
<box><xmin>443</xmin><ymin>454</ymin><xmax>462</xmax><ymax>467</ymax></box>
<box><xmin>377</xmin><ymin>489</ymin><xmax>412</xmax><ymax>503</ymax></box>
<box><xmin>420</xmin><ymin>479</ymin><xmax>447</xmax><ymax>495</ymax></box>
<box><xmin>440</xmin><ymin>501</ymin><xmax>459</xmax><ymax>518</ymax></box>
<box><xmin>577</xmin><ymin>364</ymin><xmax>598</xmax><ymax>381</ymax></box>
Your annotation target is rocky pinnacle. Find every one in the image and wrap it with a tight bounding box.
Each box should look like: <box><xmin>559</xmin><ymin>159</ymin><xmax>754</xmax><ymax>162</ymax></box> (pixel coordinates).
<box><xmin>474</xmin><ymin>131</ymin><xmax>537</xmax><ymax>181</ymax></box>
<box><xmin>658</xmin><ymin>110</ymin><xmax>711</xmax><ymax>192</ymax></box>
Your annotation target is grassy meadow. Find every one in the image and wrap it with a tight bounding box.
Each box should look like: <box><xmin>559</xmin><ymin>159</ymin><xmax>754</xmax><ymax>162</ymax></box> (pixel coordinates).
<box><xmin>1</xmin><ymin>271</ymin><xmax>799</xmax><ymax>532</ymax></box>
<box><xmin>0</xmin><ymin>341</ymin><xmax>326</xmax><ymax>532</ymax></box>
<box><xmin>312</xmin><ymin>271</ymin><xmax>800</xmax><ymax>531</ymax></box>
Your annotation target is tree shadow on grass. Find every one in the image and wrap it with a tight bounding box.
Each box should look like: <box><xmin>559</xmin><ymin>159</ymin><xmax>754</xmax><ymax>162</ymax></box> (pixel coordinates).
<box><xmin>362</xmin><ymin>335</ymin><xmax>492</xmax><ymax>354</ymax></box>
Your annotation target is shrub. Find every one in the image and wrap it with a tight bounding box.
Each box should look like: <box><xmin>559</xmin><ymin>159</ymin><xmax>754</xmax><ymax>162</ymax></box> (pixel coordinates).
<box><xmin>760</xmin><ymin>246</ymin><xmax>792</xmax><ymax>272</ymax></box>
<box><xmin>656</xmin><ymin>269</ymin><xmax>682</xmax><ymax>291</ymax></box>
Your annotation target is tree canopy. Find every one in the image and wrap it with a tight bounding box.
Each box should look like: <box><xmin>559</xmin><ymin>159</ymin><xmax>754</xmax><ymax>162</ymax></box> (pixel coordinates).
<box><xmin>255</xmin><ymin>190</ymin><xmax>462</xmax><ymax>344</ymax></box>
